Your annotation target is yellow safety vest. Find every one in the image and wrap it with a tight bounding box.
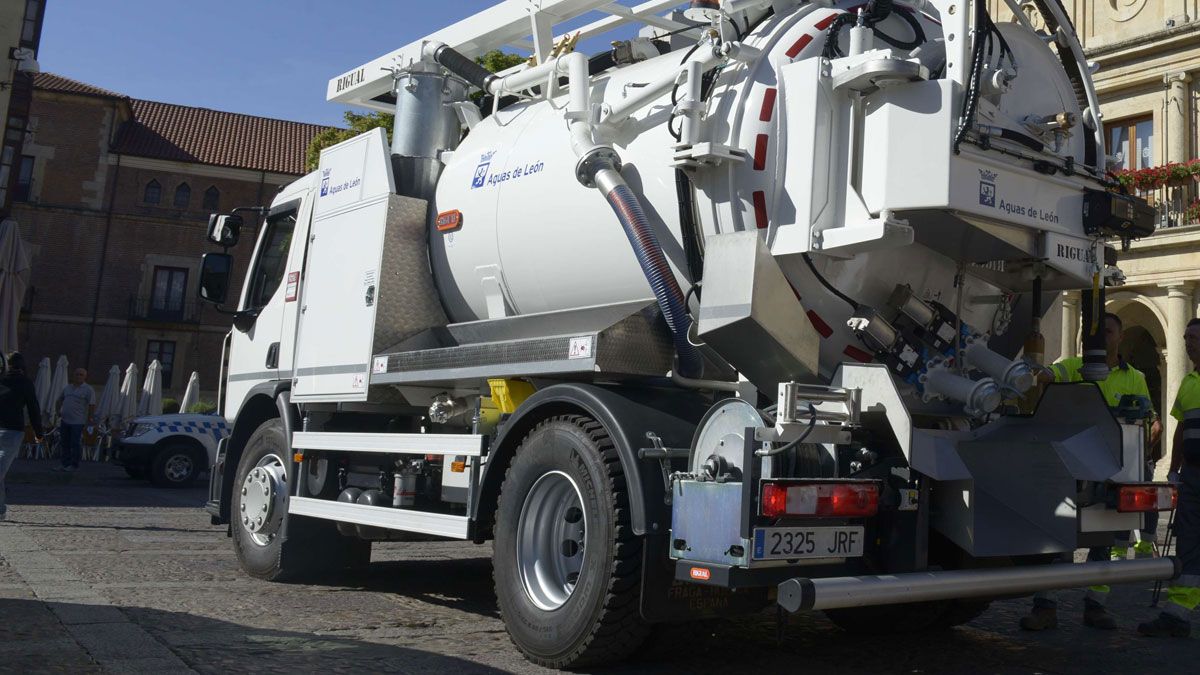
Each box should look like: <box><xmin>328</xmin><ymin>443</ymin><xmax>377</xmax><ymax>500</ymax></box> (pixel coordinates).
<box><xmin>1050</xmin><ymin>356</ymin><xmax>1153</xmax><ymax>410</ymax></box>
<box><xmin>1170</xmin><ymin>369</ymin><xmax>1200</xmax><ymax>462</ymax></box>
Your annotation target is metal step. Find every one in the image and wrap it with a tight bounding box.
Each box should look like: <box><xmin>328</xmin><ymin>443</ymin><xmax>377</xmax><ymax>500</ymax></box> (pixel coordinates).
<box><xmin>291</xmin><ymin>431</ymin><xmax>484</xmax><ymax>456</ymax></box>
<box><xmin>289</xmin><ymin>496</ymin><xmax>470</xmax><ymax>539</ymax></box>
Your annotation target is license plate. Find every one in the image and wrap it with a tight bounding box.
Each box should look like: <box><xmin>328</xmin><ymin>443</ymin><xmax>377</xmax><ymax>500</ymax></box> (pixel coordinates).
<box><xmin>752</xmin><ymin>526</ymin><xmax>865</xmax><ymax>560</ymax></box>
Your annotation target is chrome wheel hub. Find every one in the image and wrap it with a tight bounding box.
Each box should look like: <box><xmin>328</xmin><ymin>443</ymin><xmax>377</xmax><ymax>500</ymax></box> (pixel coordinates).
<box><xmin>516</xmin><ymin>471</ymin><xmax>587</xmax><ymax>611</ymax></box>
<box><xmin>240</xmin><ymin>454</ymin><xmax>287</xmax><ymax>546</ymax></box>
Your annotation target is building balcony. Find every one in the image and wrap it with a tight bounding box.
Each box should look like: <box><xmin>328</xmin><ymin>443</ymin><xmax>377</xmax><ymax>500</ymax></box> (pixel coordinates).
<box><xmin>128</xmin><ymin>295</ymin><xmax>200</xmax><ymax>324</ymax></box>
<box><xmin>1136</xmin><ymin>183</ymin><xmax>1199</xmax><ymax>230</ymax></box>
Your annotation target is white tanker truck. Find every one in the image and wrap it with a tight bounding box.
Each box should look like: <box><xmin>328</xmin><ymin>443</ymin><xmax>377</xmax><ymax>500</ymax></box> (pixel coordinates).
<box><xmin>197</xmin><ymin>0</ymin><xmax>1178</xmax><ymax>668</ymax></box>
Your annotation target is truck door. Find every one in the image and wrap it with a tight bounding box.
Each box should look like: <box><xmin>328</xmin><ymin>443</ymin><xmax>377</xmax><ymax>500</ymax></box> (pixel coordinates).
<box><xmin>224</xmin><ymin>199</ymin><xmax>302</xmax><ymax>414</ymax></box>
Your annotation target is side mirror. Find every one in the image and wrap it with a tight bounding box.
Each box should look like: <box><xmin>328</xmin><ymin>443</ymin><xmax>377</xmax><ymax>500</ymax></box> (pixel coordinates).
<box><xmin>232</xmin><ymin>308</ymin><xmax>260</xmax><ymax>333</ymax></box>
<box><xmin>198</xmin><ymin>253</ymin><xmax>233</xmax><ymax>305</ymax></box>
<box><xmin>207</xmin><ymin>213</ymin><xmax>243</xmax><ymax>247</ymax></box>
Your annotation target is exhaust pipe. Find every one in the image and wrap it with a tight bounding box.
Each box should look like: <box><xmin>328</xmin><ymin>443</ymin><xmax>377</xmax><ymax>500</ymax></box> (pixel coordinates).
<box><xmin>778</xmin><ymin>557</ymin><xmax>1179</xmax><ymax>613</ymax></box>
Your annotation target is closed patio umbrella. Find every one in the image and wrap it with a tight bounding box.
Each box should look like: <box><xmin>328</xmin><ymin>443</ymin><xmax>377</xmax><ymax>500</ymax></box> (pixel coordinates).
<box><xmin>0</xmin><ymin>218</ymin><xmax>31</xmax><ymax>355</ymax></box>
<box><xmin>49</xmin><ymin>354</ymin><xmax>68</xmax><ymax>425</ymax></box>
<box><xmin>94</xmin><ymin>365</ymin><xmax>121</xmax><ymax>428</ymax></box>
<box><xmin>89</xmin><ymin>365</ymin><xmax>121</xmax><ymax>460</ymax></box>
<box><xmin>33</xmin><ymin>356</ymin><xmax>51</xmax><ymax>418</ymax></box>
<box><xmin>138</xmin><ymin>359</ymin><xmax>163</xmax><ymax>417</ymax></box>
<box><xmin>179</xmin><ymin>371</ymin><xmax>200</xmax><ymax>413</ymax></box>
<box><xmin>28</xmin><ymin>357</ymin><xmax>51</xmax><ymax>458</ymax></box>
<box><xmin>119</xmin><ymin>362</ymin><xmax>139</xmax><ymax>425</ymax></box>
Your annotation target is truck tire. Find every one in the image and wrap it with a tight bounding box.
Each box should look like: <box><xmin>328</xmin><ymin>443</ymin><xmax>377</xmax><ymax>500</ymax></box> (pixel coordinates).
<box><xmin>231</xmin><ymin>418</ymin><xmax>369</xmax><ymax>581</ymax></box>
<box><xmin>823</xmin><ymin>601</ymin><xmax>949</xmax><ymax>634</ymax></box>
<box><xmin>150</xmin><ymin>442</ymin><xmax>204</xmax><ymax>488</ymax></box>
<box><xmin>493</xmin><ymin>415</ymin><xmax>649</xmax><ymax>669</ymax></box>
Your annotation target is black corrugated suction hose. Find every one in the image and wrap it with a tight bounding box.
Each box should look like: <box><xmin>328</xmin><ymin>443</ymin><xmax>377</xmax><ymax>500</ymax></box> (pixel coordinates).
<box><xmin>432</xmin><ymin>44</ymin><xmax>496</xmax><ymax>93</ymax></box>
<box><xmin>604</xmin><ymin>183</ymin><xmax>704</xmax><ymax>379</ymax></box>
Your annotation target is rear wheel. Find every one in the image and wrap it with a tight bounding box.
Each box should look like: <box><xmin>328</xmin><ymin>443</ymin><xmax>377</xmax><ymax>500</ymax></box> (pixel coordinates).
<box><xmin>493</xmin><ymin>415</ymin><xmax>648</xmax><ymax>669</ymax></box>
<box><xmin>231</xmin><ymin>418</ymin><xmax>369</xmax><ymax>581</ymax></box>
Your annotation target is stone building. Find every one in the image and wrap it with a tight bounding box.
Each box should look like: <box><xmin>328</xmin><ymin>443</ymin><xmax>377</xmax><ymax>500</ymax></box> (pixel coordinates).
<box><xmin>12</xmin><ymin>72</ymin><xmax>327</xmax><ymax>402</ymax></box>
<box><xmin>987</xmin><ymin>2</ymin><xmax>1200</xmax><ymax>454</ymax></box>
<box><xmin>0</xmin><ymin>0</ymin><xmax>45</xmax><ymax>215</ymax></box>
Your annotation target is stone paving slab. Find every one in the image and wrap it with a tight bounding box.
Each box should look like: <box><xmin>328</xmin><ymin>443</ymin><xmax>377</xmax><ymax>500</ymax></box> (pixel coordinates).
<box><xmin>2</xmin><ymin>458</ymin><xmax>1200</xmax><ymax>674</ymax></box>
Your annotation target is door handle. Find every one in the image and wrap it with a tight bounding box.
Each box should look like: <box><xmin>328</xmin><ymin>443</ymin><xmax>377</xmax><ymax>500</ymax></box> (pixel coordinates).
<box><xmin>266</xmin><ymin>342</ymin><xmax>280</xmax><ymax>369</ymax></box>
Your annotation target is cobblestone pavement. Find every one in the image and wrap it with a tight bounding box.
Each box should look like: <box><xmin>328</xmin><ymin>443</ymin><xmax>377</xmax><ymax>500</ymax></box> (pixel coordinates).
<box><xmin>1</xmin><ymin>458</ymin><xmax>1198</xmax><ymax>674</ymax></box>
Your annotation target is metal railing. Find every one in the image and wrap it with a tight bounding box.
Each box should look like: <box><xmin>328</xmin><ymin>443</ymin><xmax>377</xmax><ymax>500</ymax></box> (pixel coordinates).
<box><xmin>1135</xmin><ymin>182</ymin><xmax>1198</xmax><ymax>230</ymax></box>
<box><xmin>128</xmin><ymin>295</ymin><xmax>200</xmax><ymax>323</ymax></box>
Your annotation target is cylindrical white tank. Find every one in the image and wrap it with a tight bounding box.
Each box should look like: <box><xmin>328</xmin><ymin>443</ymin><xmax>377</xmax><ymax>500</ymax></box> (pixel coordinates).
<box><xmin>430</xmin><ymin>2</ymin><xmax>1073</xmax><ymax>380</ymax></box>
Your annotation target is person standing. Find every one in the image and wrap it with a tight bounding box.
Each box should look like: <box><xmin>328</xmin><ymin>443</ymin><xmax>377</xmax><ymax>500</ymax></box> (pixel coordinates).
<box><xmin>0</xmin><ymin>352</ymin><xmax>44</xmax><ymax>521</ymax></box>
<box><xmin>1020</xmin><ymin>312</ymin><xmax>1161</xmax><ymax>631</ymax></box>
<box><xmin>1138</xmin><ymin>317</ymin><xmax>1200</xmax><ymax>637</ymax></box>
<box><xmin>54</xmin><ymin>367</ymin><xmax>95</xmax><ymax>473</ymax></box>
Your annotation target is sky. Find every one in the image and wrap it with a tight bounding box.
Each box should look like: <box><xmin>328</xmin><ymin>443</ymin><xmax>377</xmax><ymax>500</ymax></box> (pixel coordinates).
<box><xmin>39</xmin><ymin>0</ymin><xmax>652</xmax><ymax>128</ymax></box>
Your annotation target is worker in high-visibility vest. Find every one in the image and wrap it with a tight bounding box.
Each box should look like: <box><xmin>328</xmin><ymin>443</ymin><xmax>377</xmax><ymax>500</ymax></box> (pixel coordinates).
<box><xmin>1021</xmin><ymin>312</ymin><xmax>1162</xmax><ymax>632</ymax></box>
<box><xmin>1138</xmin><ymin>317</ymin><xmax>1200</xmax><ymax>638</ymax></box>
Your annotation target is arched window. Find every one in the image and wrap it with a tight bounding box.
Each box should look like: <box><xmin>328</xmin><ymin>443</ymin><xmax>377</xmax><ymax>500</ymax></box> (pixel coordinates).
<box><xmin>173</xmin><ymin>182</ymin><xmax>191</xmax><ymax>208</ymax></box>
<box><xmin>143</xmin><ymin>179</ymin><xmax>161</xmax><ymax>204</ymax></box>
<box><xmin>202</xmin><ymin>185</ymin><xmax>220</xmax><ymax>211</ymax></box>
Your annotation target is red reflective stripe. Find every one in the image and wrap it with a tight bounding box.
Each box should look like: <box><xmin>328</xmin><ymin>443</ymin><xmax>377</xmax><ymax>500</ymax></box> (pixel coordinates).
<box><xmin>784</xmin><ymin>33</ymin><xmax>812</xmax><ymax>58</ymax></box>
<box><xmin>815</xmin><ymin>13</ymin><xmax>840</xmax><ymax>30</ymax></box>
<box><xmin>807</xmin><ymin>310</ymin><xmax>833</xmax><ymax>338</ymax></box>
<box><xmin>759</xmin><ymin>88</ymin><xmax>777</xmax><ymax>122</ymax></box>
<box><xmin>844</xmin><ymin>345</ymin><xmax>873</xmax><ymax>363</ymax></box>
<box><xmin>753</xmin><ymin>134</ymin><xmax>769</xmax><ymax>170</ymax></box>
<box><xmin>752</xmin><ymin>191</ymin><xmax>768</xmax><ymax>229</ymax></box>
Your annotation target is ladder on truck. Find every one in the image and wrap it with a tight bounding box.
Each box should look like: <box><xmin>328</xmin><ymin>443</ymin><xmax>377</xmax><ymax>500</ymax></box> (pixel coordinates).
<box><xmin>327</xmin><ymin>0</ymin><xmax>702</xmax><ymax>111</ymax></box>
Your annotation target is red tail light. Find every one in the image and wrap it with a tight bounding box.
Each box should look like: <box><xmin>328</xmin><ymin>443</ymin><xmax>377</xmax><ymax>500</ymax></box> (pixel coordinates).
<box><xmin>1117</xmin><ymin>484</ymin><xmax>1177</xmax><ymax>513</ymax></box>
<box><xmin>761</xmin><ymin>481</ymin><xmax>880</xmax><ymax>518</ymax></box>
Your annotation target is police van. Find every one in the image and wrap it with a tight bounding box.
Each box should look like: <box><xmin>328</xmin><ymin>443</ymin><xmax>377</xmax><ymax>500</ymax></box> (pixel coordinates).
<box><xmin>111</xmin><ymin>413</ymin><xmax>230</xmax><ymax>488</ymax></box>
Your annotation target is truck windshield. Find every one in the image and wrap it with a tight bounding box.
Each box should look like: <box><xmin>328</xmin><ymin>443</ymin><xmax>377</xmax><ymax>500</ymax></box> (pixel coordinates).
<box><xmin>246</xmin><ymin>210</ymin><xmax>296</xmax><ymax>310</ymax></box>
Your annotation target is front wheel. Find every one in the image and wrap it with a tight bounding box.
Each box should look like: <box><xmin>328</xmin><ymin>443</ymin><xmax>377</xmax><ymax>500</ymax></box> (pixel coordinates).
<box><xmin>150</xmin><ymin>443</ymin><xmax>203</xmax><ymax>488</ymax></box>
<box><xmin>493</xmin><ymin>415</ymin><xmax>649</xmax><ymax>669</ymax></box>
<box><xmin>231</xmin><ymin>418</ymin><xmax>368</xmax><ymax>581</ymax></box>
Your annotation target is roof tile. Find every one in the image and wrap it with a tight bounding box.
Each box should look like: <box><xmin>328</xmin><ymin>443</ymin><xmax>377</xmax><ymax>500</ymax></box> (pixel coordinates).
<box><xmin>35</xmin><ymin>73</ymin><xmax>334</xmax><ymax>176</ymax></box>
<box><xmin>32</xmin><ymin>72</ymin><xmax>127</xmax><ymax>99</ymax></box>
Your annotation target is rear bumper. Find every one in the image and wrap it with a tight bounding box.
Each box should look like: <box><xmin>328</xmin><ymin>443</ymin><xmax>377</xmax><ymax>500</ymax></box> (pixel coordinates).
<box><xmin>777</xmin><ymin>557</ymin><xmax>1180</xmax><ymax>613</ymax></box>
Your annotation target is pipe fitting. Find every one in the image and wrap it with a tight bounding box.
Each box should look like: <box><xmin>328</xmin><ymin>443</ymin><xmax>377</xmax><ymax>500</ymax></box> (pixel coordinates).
<box><xmin>964</xmin><ymin>338</ymin><xmax>1036</xmax><ymax>393</ymax></box>
<box><xmin>575</xmin><ymin>148</ymin><xmax>622</xmax><ymax>188</ymax></box>
<box><xmin>922</xmin><ymin>365</ymin><xmax>1002</xmax><ymax>416</ymax></box>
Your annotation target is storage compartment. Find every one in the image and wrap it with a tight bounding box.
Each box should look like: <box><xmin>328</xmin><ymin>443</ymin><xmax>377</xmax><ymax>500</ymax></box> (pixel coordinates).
<box><xmin>292</xmin><ymin>128</ymin><xmax>447</xmax><ymax>402</ymax></box>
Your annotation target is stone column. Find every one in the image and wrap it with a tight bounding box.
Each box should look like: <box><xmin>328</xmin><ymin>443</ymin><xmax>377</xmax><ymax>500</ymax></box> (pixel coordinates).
<box><xmin>1163</xmin><ymin>72</ymin><xmax>1193</xmax><ymax>164</ymax></box>
<box><xmin>1060</xmin><ymin>292</ymin><xmax>1080</xmax><ymax>359</ymax></box>
<box><xmin>1163</xmin><ymin>283</ymin><xmax>1195</xmax><ymax>445</ymax></box>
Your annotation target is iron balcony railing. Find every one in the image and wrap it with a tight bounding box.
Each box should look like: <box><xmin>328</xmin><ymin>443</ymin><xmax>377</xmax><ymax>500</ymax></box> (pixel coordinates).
<box><xmin>1134</xmin><ymin>183</ymin><xmax>1198</xmax><ymax>230</ymax></box>
<box><xmin>128</xmin><ymin>295</ymin><xmax>200</xmax><ymax>324</ymax></box>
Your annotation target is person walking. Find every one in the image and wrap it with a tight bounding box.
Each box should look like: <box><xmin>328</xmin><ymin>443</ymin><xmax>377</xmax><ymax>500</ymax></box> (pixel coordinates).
<box><xmin>0</xmin><ymin>352</ymin><xmax>44</xmax><ymax>522</ymax></box>
<box><xmin>54</xmin><ymin>367</ymin><xmax>95</xmax><ymax>472</ymax></box>
<box><xmin>1138</xmin><ymin>317</ymin><xmax>1200</xmax><ymax>638</ymax></box>
<box><xmin>1020</xmin><ymin>312</ymin><xmax>1161</xmax><ymax>632</ymax></box>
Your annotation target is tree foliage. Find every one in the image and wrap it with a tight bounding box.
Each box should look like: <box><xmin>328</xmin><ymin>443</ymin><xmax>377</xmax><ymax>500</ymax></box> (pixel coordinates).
<box><xmin>305</xmin><ymin>50</ymin><xmax>526</xmax><ymax>171</ymax></box>
<box><xmin>305</xmin><ymin>111</ymin><xmax>395</xmax><ymax>172</ymax></box>
<box><xmin>477</xmin><ymin>49</ymin><xmax>527</xmax><ymax>73</ymax></box>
